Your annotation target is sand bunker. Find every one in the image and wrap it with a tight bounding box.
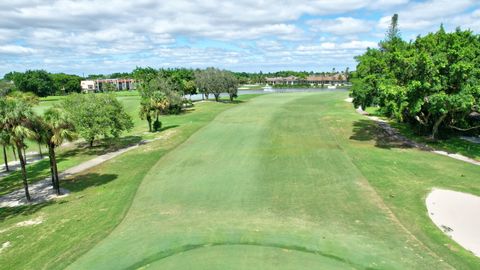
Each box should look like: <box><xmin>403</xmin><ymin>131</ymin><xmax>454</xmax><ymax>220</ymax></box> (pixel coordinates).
<box><xmin>426</xmin><ymin>189</ymin><xmax>480</xmax><ymax>257</ymax></box>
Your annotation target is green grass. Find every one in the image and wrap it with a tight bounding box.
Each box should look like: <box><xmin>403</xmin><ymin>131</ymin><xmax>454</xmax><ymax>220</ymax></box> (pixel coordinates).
<box><xmin>363</xmin><ymin>106</ymin><xmax>480</xmax><ymax>161</ymax></box>
<box><xmin>63</xmin><ymin>92</ymin><xmax>478</xmax><ymax>269</ymax></box>
<box><xmin>0</xmin><ymin>96</ymin><xmax>257</xmax><ymax>269</ymax></box>
<box><xmin>2</xmin><ymin>92</ymin><xmax>479</xmax><ymax>269</ymax></box>
<box><xmin>2</xmin><ymin>92</ymin><xmax>153</xmax><ymax>193</ymax></box>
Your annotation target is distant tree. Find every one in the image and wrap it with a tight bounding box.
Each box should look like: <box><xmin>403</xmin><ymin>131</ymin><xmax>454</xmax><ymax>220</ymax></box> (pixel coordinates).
<box><xmin>182</xmin><ymin>80</ymin><xmax>197</xmax><ymax>97</ymax></box>
<box><xmin>12</xmin><ymin>70</ymin><xmax>57</xmax><ymax>97</ymax></box>
<box><xmin>224</xmin><ymin>72</ymin><xmax>239</xmax><ymax>102</ymax></box>
<box><xmin>50</xmin><ymin>73</ymin><xmax>82</xmax><ymax>94</ymax></box>
<box><xmin>386</xmin><ymin>14</ymin><xmax>400</xmax><ymax>41</ymax></box>
<box><xmin>0</xmin><ymin>98</ymin><xmax>37</xmax><ymax>201</ymax></box>
<box><xmin>194</xmin><ymin>69</ymin><xmax>210</xmax><ymax>99</ymax></box>
<box><xmin>132</xmin><ymin>67</ymin><xmax>158</xmax><ymax>90</ymax></box>
<box><xmin>62</xmin><ymin>94</ymin><xmax>133</xmax><ymax>147</ymax></box>
<box><xmin>196</xmin><ymin>68</ymin><xmax>233</xmax><ymax>102</ymax></box>
<box><xmin>0</xmin><ymin>80</ymin><xmax>15</xmax><ymax>96</ymax></box>
<box><xmin>344</xmin><ymin>67</ymin><xmax>350</xmax><ymax>81</ymax></box>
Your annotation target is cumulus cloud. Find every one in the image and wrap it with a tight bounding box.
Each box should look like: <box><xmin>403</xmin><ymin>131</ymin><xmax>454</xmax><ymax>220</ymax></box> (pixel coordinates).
<box><xmin>0</xmin><ymin>0</ymin><xmax>479</xmax><ymax>75</ymax></box>
<box><xmin>377</xmin><ymin>0</ymin><xmax>476</xmax><ymax>31</ymax></box>
<box><xmin>308</xmin><ymin>17</ymin><xmax>374</xmax><ymax>35</ymax></box>
<box><xmin>0</xmin><ymin>45</ymin><xmax>36</xmax><ymax>55</ymax></box>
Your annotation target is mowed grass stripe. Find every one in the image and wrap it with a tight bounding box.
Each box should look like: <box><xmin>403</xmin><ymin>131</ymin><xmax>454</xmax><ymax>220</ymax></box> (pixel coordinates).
<box><xmin>68</xmin><ymin>92</ymin><xmax>476</xmax><ymax>269</ymax></box>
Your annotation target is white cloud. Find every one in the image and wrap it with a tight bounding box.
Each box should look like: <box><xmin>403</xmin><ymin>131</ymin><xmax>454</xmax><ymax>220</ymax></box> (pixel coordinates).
<box><xmin>0</xmin><ymin>0</ymin><xmax>478</xmax><ymax>75</ymax></box>
<box><xmin>0</xmin><ymin>45</ymin><xmax>36</xmax><ymax>55</ymax></box>
<box><xmin>308</xmin><ymin>17</ymin><xmax>374</xmax><ymax>35</ymax></box>
<box><xmin>377</xmin><ymin>0</ymin><xmax>476</xmax><ymax>31</ymax></box>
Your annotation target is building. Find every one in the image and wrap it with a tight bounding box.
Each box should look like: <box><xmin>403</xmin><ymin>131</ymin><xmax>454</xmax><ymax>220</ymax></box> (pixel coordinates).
<box><xmin>305</xmin><ymin>74</ymin><xmax>346</xmax><ymax>85</ymax></box>
<box><xmin>80</xmin><ymin>78</ymin><xmax>136</xmax><ymax>92</ymax></box>
<box><xmin>265</xmin><ymin>76</ymin><xmax>299</xmax><ymax>85</ymax></box>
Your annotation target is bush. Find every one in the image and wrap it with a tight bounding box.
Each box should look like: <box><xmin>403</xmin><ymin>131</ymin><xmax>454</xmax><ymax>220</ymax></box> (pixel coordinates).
<box><xmin>153</xmin><ymin>119</ymin><xmax>162</xmax><ymax>132</ymax></box>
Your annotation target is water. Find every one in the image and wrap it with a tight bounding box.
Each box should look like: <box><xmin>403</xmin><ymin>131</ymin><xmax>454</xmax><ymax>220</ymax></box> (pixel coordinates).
<box><xmin>186</xmin><ymin>88</ymin><xmax>349</xmax><ymax>101</ymax></box>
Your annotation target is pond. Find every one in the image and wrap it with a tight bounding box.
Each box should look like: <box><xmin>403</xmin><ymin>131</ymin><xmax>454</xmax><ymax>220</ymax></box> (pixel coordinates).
<box><xmin>185</xmin><ymin>88</ymin><xmax>349</xmax><ymax>101</ymax></box>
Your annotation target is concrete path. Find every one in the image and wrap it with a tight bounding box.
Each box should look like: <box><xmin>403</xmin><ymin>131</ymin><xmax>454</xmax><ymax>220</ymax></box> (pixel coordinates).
<box><xmin>348</xmin><ymin>100</ymin><xmax>480</xmax><ymax>166</ymax></box>
<box><xmin>0</xmin><ymin>138</ymin><xmax>158</xmax><ymax>208</ymax></box>
<box><xmin>0</xmin><ymin>152</ymin><xmax>47</xmax><ymax>178</ymax></box>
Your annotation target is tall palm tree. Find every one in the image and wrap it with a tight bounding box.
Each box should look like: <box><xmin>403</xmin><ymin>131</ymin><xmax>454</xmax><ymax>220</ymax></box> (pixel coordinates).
<box><xmin>0</xmin><ymin>131</ymin><xmax>10</xmax><ymax>171</ymax></box>
<box><xmin>0</xmin><ymin>98</ymin><xmax>36</xmax><ymax>201</ymax></box>
<box><xmin>41</xmin><ymin>107</ymin><xmax>76</xmax><ymax>195</ymax></box>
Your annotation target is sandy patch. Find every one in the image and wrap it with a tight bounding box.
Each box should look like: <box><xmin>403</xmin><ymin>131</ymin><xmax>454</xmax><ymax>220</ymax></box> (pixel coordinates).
<box><xmin>16</xmin><ymin>216</ymin><xmax>44</xmax><ymax>227</ymax></box>
<box><xmin>0</xmin><ymin>241</ymin><xmax>11</xmax><ymax>253</ymax></box>
<box><xmin>426</xmin><ymin>189</ymin><xmax>480</xmax><ymax>257</ymax></box>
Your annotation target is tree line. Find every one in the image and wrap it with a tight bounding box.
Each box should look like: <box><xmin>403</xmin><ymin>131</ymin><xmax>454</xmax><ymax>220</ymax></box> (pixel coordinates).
<box><xmin>134</xmin><ymin>67</ymin><xmax>239</xmax><ymax>132</ymax></box>
<box><xmin>351</xmin><ymin>14</ymin><xmax>480</xmax><ymax>139</ymax></box>
<box><xmin>0</xmin><ymin>91</ymin><xmax>132</xmax><ymax>201</ymax></box>
<box><xmin>4</xmin><ymin>70</ymin><xmax>83</xmax><ymax>97</ymax></box>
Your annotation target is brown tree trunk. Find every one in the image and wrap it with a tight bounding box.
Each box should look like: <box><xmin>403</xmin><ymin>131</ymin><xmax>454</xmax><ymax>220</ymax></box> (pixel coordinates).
<box><xmin>214</xmin><ymin>93</ymin><xmax>220</xmax><ymax>102</ymax></box>
<box><xmin>48</xmin><ymin>144</ymin><xmax>56</xmax><ymax>187</ymax></box>
<box><xmin>89</xmin><ymin>139</ymin><xmax>94</xmax><ymax>147</ymax></box>
<box><xmin>12</xmin><ymin>147</ymin><xmax>17</xmax><ymax>161</ymax></box>
<box><xmin>431</xmin><ymin>114</ymin><xmax>447</xmax><ymax>140</ymax></box>
<box><xmin>17</xmin><ymin>144</ymin><xmax>31</xmax><ymax>201</ymax></box>
<box><xmin>23</xmin><ymin>147</ymin><xmax>27</xmax><ymax>165</ymax></box>
<box><xmin>51</xmin><ymin>144</ymin><xmax>61</xmax><ymax>195</ymax></box>
<box><xmin>38</xmin><ymin>143</ymin><xmax>43</xmax><ymax>159</ymax></box>
<box><xmin>3</xmin><ymin>145</ymin><xmax>8</xmax><ymax>172</ymax></box>
<box><xmin>147</xmin><ymin>115</ymin><xmax>152</xmax><ymax>132</ymax></box>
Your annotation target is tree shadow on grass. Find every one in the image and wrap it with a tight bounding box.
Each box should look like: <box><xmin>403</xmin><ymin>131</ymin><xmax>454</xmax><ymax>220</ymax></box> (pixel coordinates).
<box><xmin>66</xmin><ymin>135</ymin><xmax>143</xmax><ymax>157</ymax></box>
<box><xmin>0</xmin><ymin>136</ymin><xmax>140</xmax><ymax>196</ymax></box>
<box><xmin>0</xmin><ymin>201</ymin><xmax>55</xmax><ymax>222</ymax></box>
<box><xmin>159</xmin><ymin>125</ymin><xmax>179</xmax><ymax>132</ymax></box>
<box><xmin>350</xmin><ymin>119</ymin><xmax>425</xmax><ymax>150</ymax></box>
<box><xmin>63</xmin><ymin>173</ymin><xmax>118</xmax><ymax>193</ymax></box>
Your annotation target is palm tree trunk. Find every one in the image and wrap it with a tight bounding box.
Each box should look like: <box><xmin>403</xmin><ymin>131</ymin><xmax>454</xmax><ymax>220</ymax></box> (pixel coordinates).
<box><xmin>3</xmin><ymin>145</ymin><xmax>9</xmax><ymax>172</ymax></box>
<box><xmin>23</xmin><ymin>147</ymin><xmax>27</xmax><ymax>165</ymax></box>
<box><xmin>12</xmin><ymin>147</ymin><xmax>17</xmax><ymax>161</ymax></box>
<box><xmin>38</xmin><ymin>143</ymin><xmax>43</xmax><ymax>158</ymax></box>
<box><xmin>48</xmin><ymin>145</ymin><xmax>60</xmax><ymax>195</ymax></box>
<box><xmin>51</xmin><ymin>145</ymin><xmax>61</xmax><ymax>195</ymax></box>
<box><xmin>17</xmin><ymin>144</ymin><xmax>31</xmax><ymax>201</ymax></box>
<box><xmin>147</xmin><ymin>115</ymin><xmax>152</xmax><ymax>132</ymax></box>
<box><xmin>48</xmin><ymin>145</ymin><xmax>55</xmax><ymax>187</ymax></box>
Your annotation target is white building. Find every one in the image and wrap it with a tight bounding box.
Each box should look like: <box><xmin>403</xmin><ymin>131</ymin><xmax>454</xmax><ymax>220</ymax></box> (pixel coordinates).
<box><xmin>80</xmin><ymin>78</ymin><xmax>136</xmax><ymax>92</ymax></box>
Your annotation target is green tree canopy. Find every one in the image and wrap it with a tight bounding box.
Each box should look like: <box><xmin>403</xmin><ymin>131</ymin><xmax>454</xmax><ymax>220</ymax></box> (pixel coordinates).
<box><xmin>62</xmin><ymin>93</ymin><xmax>133</xmax><ymax>146</ymax></box>
<box><xmin>351</xmin><ymin>15</ymin><xmax>480</xmax><ymax>139</ymax></box>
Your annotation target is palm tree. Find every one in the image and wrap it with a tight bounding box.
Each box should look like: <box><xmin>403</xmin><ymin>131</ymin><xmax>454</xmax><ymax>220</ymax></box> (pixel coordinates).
<box><xmin>0</xmin><ymin>131</ymin><xmax>10</xmax><ymax>171</ymax></box>
<box><xmin>41</xmin><ymin>107</ymin><xmax>76</xmax><ymax>195</ymax></box>
<box><xmin>139</xmin><ymin>98</ymin><xmax>155</xmax><ymax>132</ymax></box>
<box><xmin>150</xmin><ymin>91</ymin><xmax>169</xmax><ymax>131</ymax></box>
<box><xmin>0</xmin><ymin>98</ymin><xmax>36</xmax><ymax>201</ymax></box>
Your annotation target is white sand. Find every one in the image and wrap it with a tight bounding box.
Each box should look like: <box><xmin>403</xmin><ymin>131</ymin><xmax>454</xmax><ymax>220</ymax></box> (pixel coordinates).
<box><xmin>426</xmin><ymin>189</ymin><xmax>480</xmax><ymax>257</ymax></box>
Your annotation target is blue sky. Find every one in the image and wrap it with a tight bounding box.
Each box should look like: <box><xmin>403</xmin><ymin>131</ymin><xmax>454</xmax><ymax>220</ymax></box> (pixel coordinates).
<box><xmin>1</xmin><ymin>0</ymin><xmax>479</xmax><ymax>76</ymax></box>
